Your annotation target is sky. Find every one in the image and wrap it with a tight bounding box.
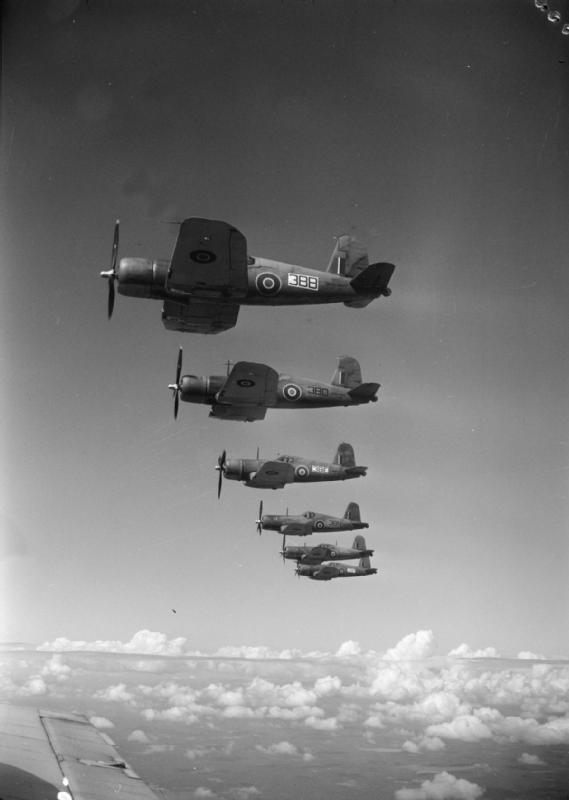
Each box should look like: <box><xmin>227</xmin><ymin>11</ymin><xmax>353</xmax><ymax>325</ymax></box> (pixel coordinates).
<box><xmin>1</xmin><ymin>0</ymin><xmax>568</xmax><ymax>663</ymax></box>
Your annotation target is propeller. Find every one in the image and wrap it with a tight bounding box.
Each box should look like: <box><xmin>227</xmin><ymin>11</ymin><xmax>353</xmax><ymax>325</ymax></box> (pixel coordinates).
<box><xmin>280</xmin><ymin>533</ymin><xmax>287</xmax><ymax>565</ymax></box>
<box><xmin>256</xmin><ymin>500</ymin><xmax>264</xmax><ymax>535</ymax></box>
<box><xmin>168</xmin><ymin>347</ymin><xmax>183</xmax><ymax>419</ymax></box>
<box><xmin>100</xmin><ymin>220</ymin><xmax>120</xmax><ymax>319</ymax></box>
<box><xmin>215</xmin><ymin>450</ymin><xmax>226</xmax><ymax>499</ymax></box>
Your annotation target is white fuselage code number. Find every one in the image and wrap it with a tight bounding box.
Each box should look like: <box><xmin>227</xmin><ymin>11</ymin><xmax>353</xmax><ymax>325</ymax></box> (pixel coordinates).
<box><xmin>288</xmin><ymin>273</ymin><xmax>319</xmax><ymax>291</ymax></box>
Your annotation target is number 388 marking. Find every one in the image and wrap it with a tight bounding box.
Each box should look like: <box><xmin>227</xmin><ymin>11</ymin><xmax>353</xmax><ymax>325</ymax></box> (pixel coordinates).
<box><xmin>288</xmin><ymin>273</ymin><xmax>319</xmax><ymax>291</ymax></box>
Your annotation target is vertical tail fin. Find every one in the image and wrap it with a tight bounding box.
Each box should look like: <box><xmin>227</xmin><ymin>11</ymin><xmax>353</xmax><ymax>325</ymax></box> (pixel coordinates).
<box><xmin>352</xmin><ymin>534</ymin><xmax>366</xmax><ymax>551</ymax></box>
<box><xmin>334</xmin><ymin>442</ymin><xmax>355</xmax><ymax>468</ymax></box>
<box><xmin>331</xmin><ymin>356</ymin><xmax>362</xmax><ymax>389</ymax></box>
<box><xmin>326</xmin><ymin>235</ymin><xmax>369</xmax><ymax>278</ymax></box>
<box><xmin>358</xmin><ymin>555</ymin><xmax>371</xmax><ymax>570</ymax></box>
<box><xmin>343</xmin><ymin>502</ymin><xmax>361</xmax><ymax>522</ymax></box>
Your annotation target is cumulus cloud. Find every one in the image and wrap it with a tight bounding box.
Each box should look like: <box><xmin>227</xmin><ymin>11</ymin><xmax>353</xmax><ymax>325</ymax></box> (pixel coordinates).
<box><xmin>256</xmin><ymin>740</ymin><xmax>300</xmax><ymax>756</ymax></box>
<box><xmin>193</xmin><ymin>789</ymin><xmax>216</xmax><ymax>798</ymax></box>
<box><xmin>394</xmin><ymin>771</ymin><xmax>485</xmax><ymax>800</ymax></box>
<box><xmin>96</xmin><ymin>682</ymin><xmax>135</xmax><ymax>704</ymax></box>
<box><xmin>384</xmin><ymin>631</ymin><xmax>436</xmax><ymax>662</ymax></box>
<box><xmin>89</xmin><ymin>716</ymin><xmax>114</xmax><ymax>729</ymax></box>
<box><xmin>336</xmin><ymin>640</ymin><xmax>362</xmax><ymax>657</ymax></box>
<box><xmin>20</xmin><ymin>676</ymin><xmax>47</xmax><ymax>696</ymax></box>
<box><xmin>41</xmin><ymin>654</ymin><xmax>71</xmax><ymax>681</ymax></box>
<box><xmin>39</xmin><ymin>629</ymin><xmax>187</xmax><ymax>656</ymax></box>
<box><xmin>518</xmin><ymin>752</ymin><xmax>546</xmax><ymax>766</ymax></box>
<box><xmin>517</xmin><ymin>651</ymin><xmax>545</xmax><ymax>660</ymax></box>
<box><xmin>448</xmin><ymin>644</ymin><xmax>500</xmax><ymax>659</ymax></box>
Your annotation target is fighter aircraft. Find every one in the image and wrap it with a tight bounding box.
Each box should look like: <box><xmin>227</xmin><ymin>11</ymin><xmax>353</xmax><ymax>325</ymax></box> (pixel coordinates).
<box><xmin>256</xmin><ymin>500</ymin><xmax>368</xmax><ymax>535</ymax></box>
<box><xmin>101</xmin><ymin>217</ymin><xmax>395</xmax><ymax>334</ymax></box>
<box><xmin>296</xmin><ymin>550</ymin><xmax>378</xmax><ymax>581</ymax></box>
<box><xmin>282</xmin><ymin>534</ymin><xmax>374</xmax><ymax>564</ymax></box>
<box><xmin>169</xmin><ymin>350</ymin><xmax>379</xmax><ymax>421</ymax></box>
<box><xmin>215</xmin><ymin>442</ymin><xmax>367</xmax><ymax>496</ymax></box>
<box><xmin>0</xmin><ymin>705</ymin><xmax>161</xmax><ymax>800</ymax></box>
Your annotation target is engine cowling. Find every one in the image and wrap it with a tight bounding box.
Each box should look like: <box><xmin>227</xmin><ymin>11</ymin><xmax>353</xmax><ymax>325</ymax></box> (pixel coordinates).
<box><xmin>117</xmin><ymin>258</ymin><xmax>169</xmax><ymax>299</ymax></box>
<box><xmin>179</xmin><ymin>375</ymin><xmax>225</xmax><ymax>404</ymax></box>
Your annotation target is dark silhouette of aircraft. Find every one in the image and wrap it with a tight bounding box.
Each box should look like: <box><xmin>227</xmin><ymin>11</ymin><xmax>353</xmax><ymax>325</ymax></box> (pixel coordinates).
<box><xmin>256</xmin><ymin>500</ymin><xmax>368</xmax><ymax>535</ymax></box>
<box><xmin>169</xmin><ymin>350</ymin><xmax>379</xmax><ymax>421</ymax></box>
<box><xmin>215</xmin><ymin>443</ymin><xmax>367</xmax><ymax>495</ymax></box>
<box><xmin>101</xmin><ymin>218</ymin><xmax>395</xmax><ymax>333</ymax></box>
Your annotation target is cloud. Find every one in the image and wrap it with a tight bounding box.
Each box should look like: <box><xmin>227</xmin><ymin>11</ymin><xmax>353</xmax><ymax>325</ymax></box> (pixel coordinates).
<box><xmin>89</xmin><ymin>716</ymin><xmax>114</xmax><ymax>729</ymax></box>
<box><xmin>448</xmin><ymin>644</ymin><xmax>501</xmax><ymax>659</ymax></box>
<box><xmin>40</xmin><ymin>654</ymin><xmax>71</xmax><ymax>681</ymax></box>
<box><xmin>384</xmin><ymin>631</ymin><xmax>436</xmax><ymax>661</ymax></box>
<box><xmin>336</xmin><ymin>640</ymin><xmax>362</xmax><ymax>657</ymax></box>
<box><xmin>193</xmin><ymin>789</ymin><xmax>216</xmax><ymax>799</ymax></box>
<box><xmin>518</xmin><ymin>752</ymin><xmax>546</xmax><ymax>766</ymax></box>
<box><xmin>517</xmin><ymin>651</ymin><xmax>545</xmax><ymax>660</ymax></box>
<box><xmin>305</xmin><ymin>715</ymin><xmax>339</xmax><ymax>731</ymax></box>
<box><xmin>230</xmin><ymin>789</ymin><xmax>261</xmax><ymax>799</ymax></box>
<box><xmin>128</xmin><ymin>729</ymin><xmax>150</xmax><ymax>743</ymax></box>
<box><xmin>39</xmin><ymin>629</ymin><xmax>187</xmax><ymax>656</ymax></box>
<box><xmin>394</xmin><ymin>771</ymin><xmax>485</xmax><ymax>799</ymax></box>
<box><xmin>256</xmin><ymin>740</ymin><xmax>300</xmax><ymax>756</ymax></box>
<box><xmin>96</xmin><ymin>682</ymin><xmax>135</xmax><ymax>704</ymax></box>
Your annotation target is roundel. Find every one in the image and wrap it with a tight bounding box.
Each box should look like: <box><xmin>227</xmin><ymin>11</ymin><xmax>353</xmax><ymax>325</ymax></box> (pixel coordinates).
<box><xmin>190</xmin><ymin>249</ymin><xmax>216</xmax><ymax>264</ymax></box>
<box><xmin>282</xmin><ymin>383</ymin><xmax>302</xmax><ymax>402</ymax></box>
<box><xmin>256</xmin><ymin>272</ymin><xmax>282</xmax><ymax>296</ymax></box>
<box><xmin>329</xmin><ymin>549</ymin><xmax>337</xmax><ymax>559</ymax></box>
<box><xmin>295</xmin><ymin>464</ymin><xmax>309</xmax><ymax>479</ymax></box>
<box><xmin>237</xmin><ymin>379</ymin><xmax>255</xmax><ymax>388</ymax></box>
<box><xmin>314</xmin><ymin>519</ymin><xmax>325</xmax><ymax>530</ymax></box>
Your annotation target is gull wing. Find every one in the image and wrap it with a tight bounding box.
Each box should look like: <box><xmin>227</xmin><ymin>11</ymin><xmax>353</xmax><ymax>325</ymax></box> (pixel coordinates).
<box><xmin>248</xmin><ymin>460</ymin><xmax>295</xmax><ymax>488</ymax></box>
<box><xmin>281</xmin><ymin>520</ymin><xmax>313</xmax><ymax>535</ymax></box>
<box><xmin>167</xmin><ymin>218</ymin><xmax>248</xmax><ymax>296</ymax></box>
<box><xmin>0</xmin><ymin>705</ymin><xmax>160</xmax><ymax>800</ymax></box>
<box><xmin>217</xmin><ymin>362</ymin><xmax>279</xmax><ymax>407</ymax></box>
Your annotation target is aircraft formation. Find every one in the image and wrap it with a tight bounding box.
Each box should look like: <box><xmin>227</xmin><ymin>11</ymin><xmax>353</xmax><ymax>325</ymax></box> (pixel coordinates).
<box><xmin>102</xmin><ymin>217</ymin><xmax>396</xmax><ymax>578</ymax></box>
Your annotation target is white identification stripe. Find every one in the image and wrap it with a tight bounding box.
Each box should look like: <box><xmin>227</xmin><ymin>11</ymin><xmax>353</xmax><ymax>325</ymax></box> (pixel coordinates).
<box><xmin>287</xmin><ymin>273</ymin><xmax>319</xmax><ymax>291</ymax></box>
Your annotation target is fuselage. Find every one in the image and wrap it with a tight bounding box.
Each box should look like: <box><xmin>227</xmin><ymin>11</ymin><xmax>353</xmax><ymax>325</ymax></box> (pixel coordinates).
<box><xmin>117</xmin><ymin>257</ymin><xmax>378</xmax><ymax>307</ymax></box>
<box><xmin>261</xmin><ymin>513</ymin><xmax>369</xmax><ymax>533</ymax></box>
<box><xmin>297</xmin><ymin>562</ymin><xmax>378</xmax><ymax>580</ymax></box>
<box><xmin>179</xmin><ymin>372</ymin><xmax>378</xmax><ymax>410</ymax></box>
<box><xmin>222</xmin><ymin>455</ymin><xmax>366</xmax><ymax>486</ymax></box>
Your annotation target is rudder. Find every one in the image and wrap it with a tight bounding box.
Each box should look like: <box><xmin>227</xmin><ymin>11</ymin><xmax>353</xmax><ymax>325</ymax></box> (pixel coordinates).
<box><xmin>331</xmin><ymin>356</ymin><xmax>362</xmax><ymax>389</ymax></box>
<box><xmin>334</xmin><ymin>442</ymin><xmax>356</xmax><ymax>468</ymax></box>
<box><xmin>326</xmin><ymin>235</ymin><xmax>369</xmax><ymax>278</ymax></box>
<box><xmin>343</xmin><ymin>502</ymin><xmax>361</xmax><ymax>522</ymax></box>
<box><xmin>352</xmin><ymin>534</ymin><xmax>366</xmax><ymax>551</ymax></box>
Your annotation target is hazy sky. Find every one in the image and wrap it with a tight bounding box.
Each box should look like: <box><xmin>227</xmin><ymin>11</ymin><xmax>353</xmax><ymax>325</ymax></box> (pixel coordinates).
<box><xmin>1</xmin><ymin>0</ymin><xmax>568</xmax><ymax>657</ymax></box>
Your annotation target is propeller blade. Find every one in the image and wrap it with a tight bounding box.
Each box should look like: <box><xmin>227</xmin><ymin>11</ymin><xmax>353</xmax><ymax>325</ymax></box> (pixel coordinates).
<box><xmin>256</xmin><ymin>500</ymin><xmax>263</xmax><ymax>535</ymax></box>
<box><xmin>175</xmin><ymin>346</ymin><xmax>183</xmax><ymax>386</ymax></box>
<box><xmin>111</xmin><ymin>219</ymin><xmax>119</xmax><ymax>272</ymax></box>
<box><xmin>216</xmin><ymin>450</ymin><xmax>226</xmax><ymax>499</ymax></box>
<box><xmin>107</xmin><ymin>279</ymin><xmax>115</xmax><ymax>319</ymax></box>
<box><xmin>169</xmin><ymin>347</ymin><xmax>183</xmax><ymax>420</ymax></box>
<box><xmin>102</xmin><ymin>219</ymin><xmax>120</xmax><ymax>320</ymax></box>
<box><xmin>281</xmin><ymin>533</ymin><xmax>287</xmax><ymax>564</ymax></box>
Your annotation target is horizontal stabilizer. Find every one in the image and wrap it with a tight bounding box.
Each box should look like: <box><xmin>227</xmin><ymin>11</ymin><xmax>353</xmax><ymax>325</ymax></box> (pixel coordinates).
<box><xmin>350</xmin><ymin>262</ymin><xmax>395</xmax><ymax>295</ymax></box>
<box><xmin>348</xmin><ymin>382</ymin><xmax>380</xmax><ymax>402</ymax></box>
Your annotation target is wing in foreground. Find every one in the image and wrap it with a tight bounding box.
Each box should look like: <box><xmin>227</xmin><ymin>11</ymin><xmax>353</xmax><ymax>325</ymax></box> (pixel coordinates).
<box><xmin>162</xmin><ymin>297</ymin><xmax>240</xmax><ymax>334</ymax></box>
<box><xmin>211</xmin><ymin>362</ymin><xmax>279</xmax><ymax>420</ymax></box>
<box><xmin>0</xmin><ymin>705</ymin><xmax>160</xmax><ymax>800</ymax></box>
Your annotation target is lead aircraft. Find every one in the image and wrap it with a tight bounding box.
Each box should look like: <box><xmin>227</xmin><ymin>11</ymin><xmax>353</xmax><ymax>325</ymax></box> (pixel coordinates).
<box><xmin>101</xmin><ymin>218</ymin><xmax>395</xmax><ymax>333</ymax></box>
<box><xmin>169</xmin><ymin>350</ymin><xmax>379</xmax><ymax>421</ymax></box>
<box><xmin>215</xmin><ymin>442</ymin><xmax>367</xmax><ymax>495</ymax></box>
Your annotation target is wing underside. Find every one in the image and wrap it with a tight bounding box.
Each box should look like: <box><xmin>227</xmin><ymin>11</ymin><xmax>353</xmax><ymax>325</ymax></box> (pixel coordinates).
<box><xmin>162</xmin><ymin>297</ymin><xmax>240</xmax><ymax>334</ymax></box>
